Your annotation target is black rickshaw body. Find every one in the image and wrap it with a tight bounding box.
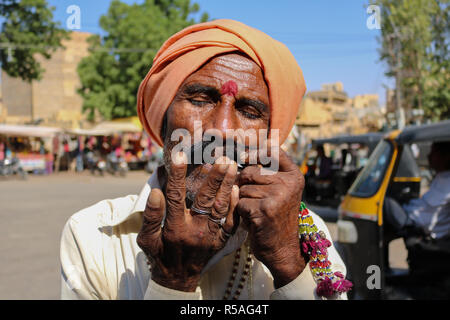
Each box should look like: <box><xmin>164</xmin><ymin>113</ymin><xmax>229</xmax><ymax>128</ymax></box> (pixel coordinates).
<box><xmin>302</xmin><ymin>132</ymin><xmax>384</xmax><ymax>208</ymax></box>
<box><xmin>337</xmin><ymin>120</ymin><xmax>450</xmax><ymax>299</ymax></box>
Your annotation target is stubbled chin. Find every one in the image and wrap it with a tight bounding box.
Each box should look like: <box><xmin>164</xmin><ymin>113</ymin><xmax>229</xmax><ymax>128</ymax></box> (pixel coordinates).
<box><xmin>185</xmin><ymin>163</ymin><xmax>213</xmax><ymax>202</ymax></box>
<box><xmin>187</xmin><ymin>162</ymin><xmax>213</xmax><ymax>178</ymax></box>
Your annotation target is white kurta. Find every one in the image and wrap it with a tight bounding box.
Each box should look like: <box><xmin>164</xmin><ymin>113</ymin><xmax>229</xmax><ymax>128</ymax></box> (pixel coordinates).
<box><xmin>60</xmin><ymin>172</ymin><xmax>348</xmax><ymax>300</ymax></box>
<box><xmin>404</xmin><ymin>170</ymin><xmax>450</xmax><ymax>239</ymax></box>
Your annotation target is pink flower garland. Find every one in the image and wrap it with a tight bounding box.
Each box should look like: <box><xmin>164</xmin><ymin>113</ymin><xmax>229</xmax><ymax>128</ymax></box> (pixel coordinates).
<box><xmin>298</xmin><ymin>202</ymin><xmax>353</xmax><ymax>298</ymax></box>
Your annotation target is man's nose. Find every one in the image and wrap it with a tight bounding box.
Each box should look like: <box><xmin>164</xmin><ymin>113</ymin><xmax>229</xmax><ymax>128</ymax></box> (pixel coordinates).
<box><xmin>205</xmin><ymin>97</ymin><xmax>238</xmax><ymax>137</ymax></box>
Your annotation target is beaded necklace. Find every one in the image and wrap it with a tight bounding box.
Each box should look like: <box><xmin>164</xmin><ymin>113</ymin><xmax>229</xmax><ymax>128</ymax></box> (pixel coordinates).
<box><xmin>223</xmin><ymin>242</ymin><xmax>252</xmax><ymax>300</ymax></box>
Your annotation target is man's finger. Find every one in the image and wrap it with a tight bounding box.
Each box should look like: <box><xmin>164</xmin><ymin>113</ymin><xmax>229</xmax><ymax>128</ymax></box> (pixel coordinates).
<box><xmin>220</xmin><ymin>185</ymin><xmax>240</xmax><ymax>238</ymax></box>
<box><xmin>235</xmin><ymin>197</ymin><xmax>261</xmax><ymax>221</ymax></box>
<box><xmin>143</xmin><ymin>188</ymin><xmax>166</xmax><ymax>232</ymax></box>
<box><xmin>238</xmin><ymin>184</ymin><xmax>268</xmax><ymax>199</ymax></box>
<box><xmin>237</xmin><ymin>165</ymin><xmax>273</xmax><ymax>186</ymax></box>
<box><xmin>165</xmin><ymin>151</ymin><xmax>187</xmax><ymax>223</ymax></box>
<box><xmin>192</xmin><ymin>157</ymin><xmax>229</xmax><ymax>212</ymax></box>
<box><xmin>213</xmin><ymin>162</ymin><xmax>237</xmax><ymax>218</ymax></box>
<box><xmin>137</xmin><ymin>188</ymin><xmax>165</xmax><ymax>250</ymax></box>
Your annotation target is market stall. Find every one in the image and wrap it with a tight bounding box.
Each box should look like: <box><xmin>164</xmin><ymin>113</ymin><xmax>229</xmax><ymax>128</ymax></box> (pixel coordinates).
<box><xmin>91</xmin><ymin>117</ymin><xmax>150</xmax><ymax>170</ymax></box>
<box><xmin>0</xmin><ymin>124</ymin><xmax>62</xmax><ymax>173</ymax></box>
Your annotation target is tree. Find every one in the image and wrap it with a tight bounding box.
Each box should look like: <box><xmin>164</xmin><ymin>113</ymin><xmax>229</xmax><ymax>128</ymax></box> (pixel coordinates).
<box><xmin>77</xmin><ymin>0</ymin><xmax>209</xmax><ymax>121</ymax></box>
<box><xmin>423</xmin><ymin>1</ymin><xmax>450</xmax><ymax>120</ymax></box>
<box><xmin>0</xmin><ymin>0</ymin><xmax>68</xmax><ymax>82</ymax></box>
<box><xmin>374</xmin><ymin>0</ymin><xmax>449</xmax><ymax>122</ymax></box>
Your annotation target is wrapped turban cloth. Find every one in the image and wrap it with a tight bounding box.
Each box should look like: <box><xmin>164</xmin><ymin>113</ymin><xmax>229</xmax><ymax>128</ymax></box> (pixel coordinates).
<box><xmin>137</xmin><ymin>19</ymin><xmax>306</xmax><ymax>146</ymax></box>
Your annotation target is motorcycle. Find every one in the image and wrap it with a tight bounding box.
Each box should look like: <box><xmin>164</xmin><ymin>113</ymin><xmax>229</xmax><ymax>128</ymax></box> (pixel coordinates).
<box><xmin>145</xmin><ymin>154</ymin><xmax>161</xmax><ymax>174</ymax></box>
<box><xmin>0</xmin><ymin>157</ymin><xmax>27</xmax><ymax>180</ymax></box>
<box><xmin>86</xmin><ymin>151</ymin><xmax>106</xmax><ymax>176</ymax></box>
<box><xmin>106</xmin><ymin>153</ymin><xmax>128</xmax><ymax>177</ymax></box>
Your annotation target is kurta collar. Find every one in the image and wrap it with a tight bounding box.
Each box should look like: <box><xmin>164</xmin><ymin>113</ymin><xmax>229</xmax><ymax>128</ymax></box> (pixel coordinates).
<box><xmin>100</xmin><ymin>170</ymin><xmax>161</xmax><ymax>227</ymax></box>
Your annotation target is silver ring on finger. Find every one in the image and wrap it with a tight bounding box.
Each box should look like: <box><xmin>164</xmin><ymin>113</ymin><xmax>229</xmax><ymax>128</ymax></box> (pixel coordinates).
<box><xmin>190</xmin><ymin>204</ymin><xmax>212</xmax><ymax>216</ymax></box>
<box><xmin>208</xmin><ymin>216</ymin><xmax>227</xmax><ymax>227</ymax></box>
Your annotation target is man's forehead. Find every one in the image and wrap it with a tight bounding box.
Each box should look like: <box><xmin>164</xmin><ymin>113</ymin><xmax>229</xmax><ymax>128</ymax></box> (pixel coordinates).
<box><xmin>193</xmin><ymin>53</ymin><xmax>262</xmax><ymax>77</ymax></box>
<box><xmin>209</xmin><ymin>53</ymin><xmax>259</xmax><ymax>71</ymax></box>
<box><xmin>181</xmin><ymin>53</ymin><xmax>268</xmax><ymax>98</ymax></box>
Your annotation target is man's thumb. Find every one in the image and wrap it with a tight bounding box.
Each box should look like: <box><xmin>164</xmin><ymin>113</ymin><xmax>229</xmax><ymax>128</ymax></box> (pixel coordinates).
<box><xmin>143</xmin><ymin>188</ymin><xmax>166</xmax><ymax>231</ymax></box>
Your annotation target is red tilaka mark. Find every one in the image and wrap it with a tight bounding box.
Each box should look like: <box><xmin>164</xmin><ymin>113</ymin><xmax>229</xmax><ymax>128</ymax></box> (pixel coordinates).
<box><xmin>220</xmin><ymin>80</ymin><xmax>238</xmax><ymax>97</ymax></box>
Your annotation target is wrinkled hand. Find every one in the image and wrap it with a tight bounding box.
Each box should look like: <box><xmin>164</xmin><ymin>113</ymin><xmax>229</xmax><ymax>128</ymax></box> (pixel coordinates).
<box><xmin>237</xmin><ymin>149</ymin><xmax>306</xmax><ymax>288</ymax></box>
<box><xmin>136</xmin><ymin>153</ymin><xmax>239</xmax><ymax>292</ymax></box>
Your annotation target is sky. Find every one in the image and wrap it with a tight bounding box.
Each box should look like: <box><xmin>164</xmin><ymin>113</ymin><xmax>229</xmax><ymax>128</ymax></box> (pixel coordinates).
<box><xmin>46</xmin><ymin>0</ymin><xmax>391</xmax><ymax>105</ymax></box>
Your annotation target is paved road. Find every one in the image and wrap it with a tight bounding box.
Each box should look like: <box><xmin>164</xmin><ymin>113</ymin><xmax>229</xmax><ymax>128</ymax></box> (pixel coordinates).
<box><xmin>0</xmin><ymin>171</ymin><xmax>150</xmax><ymax>299</ymax></box>
<box><xmin>0</xmin><ymin>171</ymin><xmax>408</xmax><ymax>299</ymax></box>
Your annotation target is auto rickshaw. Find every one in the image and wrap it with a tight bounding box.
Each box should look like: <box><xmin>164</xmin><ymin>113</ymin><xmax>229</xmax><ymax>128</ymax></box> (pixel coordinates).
<box><xmin>300</xmin><ymin>132</ymin><xmax>384</xmax><ymax>208</ymax></box>
<box><xmin>337</xmin><ymin>120</ymin><xmax>450</xmax><ymax>299</ymax></box>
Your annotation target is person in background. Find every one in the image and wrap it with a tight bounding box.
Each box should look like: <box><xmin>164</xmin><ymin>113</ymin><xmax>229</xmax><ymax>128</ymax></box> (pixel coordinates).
<box><xmin>39</xmin><ymin>139</ymin><xmax>46</xmax><ymax>155</ymax></box>
<box><xmin>0</xmin><ymin>140</ymin><xmax>5</xmax><ymax>161</ymax></box>
<box><xmin>45</xmin><ymin>151</ymin><xmax>54</xmax><ymax>175</ymax></box>
<box><xmin>384</xmin><ymin>141</ymin><xmax>450</xmax><ymax>298</ymax></box>
<box><xmin>385</xmin><ymin>141</ymin><xmax>450</xmax><ymax>241</ymax></box>
<box><xmin>76</xmin><ymin>136</ymin><xmax>84</xmax><ymax>172</ymax></box>
<box><xmin>5</xmin><ymin>144</ymin><xmax>12</xmax><ymax>160</ymax></box>
<box><xmin>63</xmin><ymin>139</ymin><xmax>70</xmax><ymax>170</ymax></box>
<box><xmin>315</xmin><ymin>145</ymin><xmax>332</xmax><ymax>180</ymax></box>
<box><xmin>304</xmin><ymin>145</ymin><xmax>333</xmax><ymax>201</ymax></box>
<box><xmin>52</xmin><ymin>134</ymin><xmax>61</xmax><ymax>173</ymax></box>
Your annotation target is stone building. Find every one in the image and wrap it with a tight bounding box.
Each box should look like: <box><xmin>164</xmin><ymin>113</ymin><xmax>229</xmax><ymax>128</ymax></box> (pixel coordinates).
<box><xmin>1</xmin><ymin>31</ymin><xmax>91</xmax><ymax>128</ymax></box>
<box><xmin>295</xmin><ymin>82</ymin><xmax>384</xmax><ymax>140</ymax></box>
<box><xmin>0</xmin><ymin>89</ymin><xmax>4</xmax><ymax>122</ymax></box>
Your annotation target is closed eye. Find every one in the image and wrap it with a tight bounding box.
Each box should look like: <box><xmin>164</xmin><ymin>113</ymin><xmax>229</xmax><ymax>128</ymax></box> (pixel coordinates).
<box><xmin>237</xmin><ymin>107</ymin><xmax>261</xmax><ymax>119</ymax></box>
<box><xmin>188</xmin><ymin>98</ymin><xmax>212</xmax><ymax>107</ymax></box>
<box><xmin>181</xmin><ymin>84</ymin><xmax>221</xmax><ymax>107</ymax></box>
<box><xmin>235</xmin><ymin>98</ymin><xmax>268</xmax><ymax>120</ymax></box>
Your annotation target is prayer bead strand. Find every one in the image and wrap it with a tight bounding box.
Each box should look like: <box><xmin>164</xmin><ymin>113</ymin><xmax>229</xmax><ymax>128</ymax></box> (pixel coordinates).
<box><xmin>223</xmin><ymin>243</ymin><xmax>252</xmax><ymax>300</ymax></box>
<box><xmin>247</xmin><ymin>241</ymin><xmax>254</xmax><ymax>300</ymax></box>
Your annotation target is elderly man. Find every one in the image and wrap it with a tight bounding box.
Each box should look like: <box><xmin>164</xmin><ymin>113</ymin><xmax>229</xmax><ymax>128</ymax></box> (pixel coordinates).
<box><xmin>60</xmin><ymin>19</ymin><xmax>349</xmax><ymax>300</ymax></box>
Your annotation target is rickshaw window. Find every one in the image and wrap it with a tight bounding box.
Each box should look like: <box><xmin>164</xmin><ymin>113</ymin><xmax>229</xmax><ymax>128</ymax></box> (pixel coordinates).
<box><xmin>348</xmin><ymin>140</ymin><xmax>393</xmax><ymax>198</ymax></box>
<box><xmin>395</xmin><ymin>144</ymin><xmax>420</xmax><ymax>178</ymax></box>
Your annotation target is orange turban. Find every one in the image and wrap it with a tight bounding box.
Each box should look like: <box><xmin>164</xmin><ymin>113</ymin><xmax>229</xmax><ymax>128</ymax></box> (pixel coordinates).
<box><xmin>137</xmin><ymin>19</ymin><xmax>306</xmax><ymax>146</ymax></box>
